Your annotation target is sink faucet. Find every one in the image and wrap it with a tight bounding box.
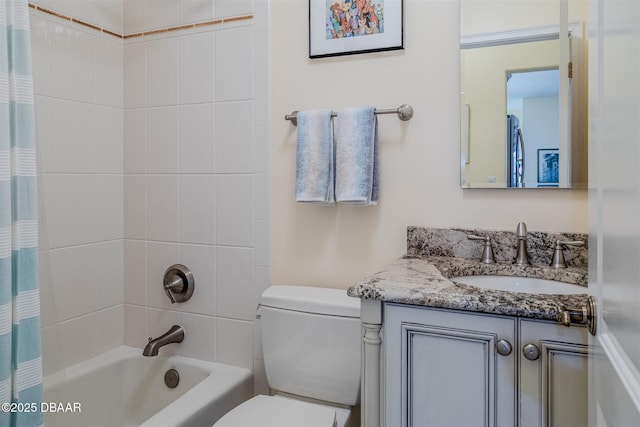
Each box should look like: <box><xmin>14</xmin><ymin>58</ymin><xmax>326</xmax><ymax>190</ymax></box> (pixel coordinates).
<box><xmin>143</xmin><ymin>324</ymin><xmax>184</xmax><ymax>357</ymax></box>
<box><xmin>514</xmin><ymin>222</ymin><xmax>531</xmax><ymax>265</ymax></box>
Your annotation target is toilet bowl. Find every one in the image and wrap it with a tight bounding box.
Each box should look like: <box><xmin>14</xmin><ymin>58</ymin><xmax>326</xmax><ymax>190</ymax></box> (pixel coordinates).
<box><xmin>213</xmin><ymin>286</ymin><xmax>361</xmax><ymax>427</ymax></box>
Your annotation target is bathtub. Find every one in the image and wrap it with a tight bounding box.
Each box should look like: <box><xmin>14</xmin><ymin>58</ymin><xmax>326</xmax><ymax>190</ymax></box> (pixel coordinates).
<box><xmin>43</xmin><ymin>346</ymin><xmax>253</xmax><ymax>427</ymax></box>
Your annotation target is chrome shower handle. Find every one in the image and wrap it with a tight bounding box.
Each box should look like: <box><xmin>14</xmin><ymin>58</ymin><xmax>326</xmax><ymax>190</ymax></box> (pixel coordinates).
<box><xmin>163</xmin><ymin>264</ymin><xmax>195</xmax><ymax>304</ymax></box>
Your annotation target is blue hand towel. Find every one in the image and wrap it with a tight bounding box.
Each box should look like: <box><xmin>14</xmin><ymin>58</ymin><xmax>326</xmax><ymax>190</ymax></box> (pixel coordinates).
<box><xmin>336</xmin><ymin>106</ymin><xmax>378</xmax><ymax>205</ymax></box>
<box><xmin>295</xmin><ymin>109</ymin><xmax>335</xmax><ymax>204</ymax></box>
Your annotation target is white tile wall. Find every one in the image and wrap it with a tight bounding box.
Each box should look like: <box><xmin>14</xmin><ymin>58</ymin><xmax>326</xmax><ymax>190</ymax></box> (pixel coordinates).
<box><xmin>146</xmin><ymin>107</ymin><xmax>180</xmax><ymax>173</ymax></box>
<box><xmin>216</xmin><ymin>318</ymin><xmax>253</xmax><ymax>370</ymax></box>
<box><xmin>93</xmin><ymin>0</ymin><xmax>125</xmax><ymax>34</ymax></box>
<box><xmin>94</xmin><ymin>241</ymin><xmax>125</xmax><ymax>309</ymax></box>
<box><xmin>215</xmin><ymin>28</ymin><xmax>253</xmax><ymax>101</ymax></box>
<box><xmin>180</xmin><ymin>0</ymin><xmax>215</xmax><ymax>26</ymax></box>
<box><xmin>34</xmin><ymin>0</ymin><xmax>270</xmax><ymax>393</ymax></box>
<box><xmin>179</xmin><ymin>33</ymin><xmax>215</xmax><ymax>105</ymax></box>
<box><xmin>216</xmin><ymin>247</ymin><xmax>255</xmax><ymax>320</ymax></box>
<box><xmin>51</xmin><ymin>100</ymin><xmax>95</xmax><ymax>174</ymax></box>
<box><xmin>95</xmin><ymin>107</ymin><xmax>124</xmax><ymax>173</ymax></box>
<box><xmin>180</xmin><ymin>175</ymin><xmax>215</xmax><ymax>244</ymax></box>
<box><xmin>54</xmin><ymin>174</ymin><xmax>95</xmax><ymax>247</ymax></box>
<box><xmin>95</xmin><ymin>38</ymin><xmax>124</xmax><ymax>108</ymax></box>
<box><xmin>179</xmin><ymin>244</ymin><xmax>216</xmax><ymax>315</ymax></box>
<box><xmin>60</xmin><ymin>315</ymin><xmax>97</xmax><ymax>367</ymax></box>
<box><xmin>123</xmin><ymin>42</ymin><xmax>146</xmax><ymax>108</ymax></box>
<box><xmin>96</xmin><ymin>305</ymin><xmax>125</xmax><ymax>354</ymax></box>
<box><xmin>51</xmin><ymin>245</ymin><xmax>96</xmax><ymax>321</ymax></box>
<box><xmin>180</xmin><ymin>104</ymin><xmax>215</xmax><ymax>173</ymax></box>
<box><xmin>146</xmin><ymin>175</ymin><xmax>180</xmax><ymax>241</ymax></box>
<box><xmin>215</xmin><ymin>0</ymin><xmax>252</xmax><ymax>18</ymax></box>
<box><xmin>146</xmin><ymin>0</ymin><xmax>181</xmax><ymax>31</ymax></box>
<box><xmin>52</xmin><ymin>26</ymin><xmax>95</xmax><ymax>104</ymax></box>
<box><xmin>32</xmin><ymin>8</ymin><xmax>126</xmax><ymax>372</ymax></box>
<box><xmin>124</xmin><ymin>175</ymin><xmax>146</xmax><ymax>239</ymax></box>
<box><xmin>94</xmin><ymin>174</ymin><xmax>124</xmax><ymax>241</ymax></box>
<box><xmin>123</xmin><ymin>109</ymin><xmax>146</xmax><ymax>173</ymax></box>
<box><xmin>146</xmin><ymin>38</ymin><xmax>180</xmax><ymax>107</ymax></box>
<box><xmin>123</xmin><ymin>0</ymin><xmax>146</xmax><ymax>34</ymax></box>
<box><xmin>215</xmin><ymin>101</ymin><xmax>254</xmax><ymax>173</ymax></box>
<box><xmin>215</xmin><ymin>175</ymin><xmax>254</xmax><ymax>246</ymax></box>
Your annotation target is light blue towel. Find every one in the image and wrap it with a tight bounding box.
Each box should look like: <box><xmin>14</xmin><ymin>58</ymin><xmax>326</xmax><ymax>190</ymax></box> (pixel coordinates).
<box><xmin>336</xmin><ymin>106</ymin><xmax>378</xmax><ymax>205</ymax></box>
<box><xmin>295</xmin><ymin>109</ymin><xmax>335</xmax><ymax>204</ymax></box>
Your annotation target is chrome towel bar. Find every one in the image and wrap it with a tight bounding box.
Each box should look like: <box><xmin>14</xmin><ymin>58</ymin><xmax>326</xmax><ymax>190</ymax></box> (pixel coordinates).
<box><xmin>284</xmin><ymin>104</ymin><xmax>414</xmax><ymax>126</ymax></box>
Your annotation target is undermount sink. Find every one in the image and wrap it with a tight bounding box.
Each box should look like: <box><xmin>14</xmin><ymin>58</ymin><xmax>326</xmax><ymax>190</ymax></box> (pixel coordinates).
<box><xmin>450</xmin><ymin>275</ymin><xmax>587</xmax><ymax>295</ymax></box>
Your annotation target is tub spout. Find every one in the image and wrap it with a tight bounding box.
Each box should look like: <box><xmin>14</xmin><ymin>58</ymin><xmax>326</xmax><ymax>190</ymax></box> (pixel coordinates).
<box><xmin>143</xmin><ymin>325</ymin><xmax>184</xmax><ymax>357</ymax></box>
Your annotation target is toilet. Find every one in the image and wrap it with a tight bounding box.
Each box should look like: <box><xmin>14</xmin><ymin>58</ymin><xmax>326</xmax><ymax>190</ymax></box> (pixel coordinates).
<box><xmin>213</xmin><ymin>285</ymin><xmax>361</xmax><ymax>427</ymax></box>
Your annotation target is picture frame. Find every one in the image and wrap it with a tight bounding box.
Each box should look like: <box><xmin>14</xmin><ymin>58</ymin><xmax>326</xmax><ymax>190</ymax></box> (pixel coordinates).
<box><xmin>309</xmin><ymin>0</ymin><xmax>404</xmax><ymax>58</ymax></box>
<box><xmin>537</xmin><ymin>148</ymin><xmax>559</xmax><ymax>185</ymax></box>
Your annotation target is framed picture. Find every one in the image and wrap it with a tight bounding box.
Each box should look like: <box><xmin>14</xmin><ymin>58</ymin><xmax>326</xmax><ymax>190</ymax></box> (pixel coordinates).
<box><xmin>537</xmin><ymin>148</ymin><xmax>559</xmax><ymax>185</ymax></box>
<box><xmin>309</xmin><ymin>0</ymin><xmax>404</xmax><ymax>58</ymax></box>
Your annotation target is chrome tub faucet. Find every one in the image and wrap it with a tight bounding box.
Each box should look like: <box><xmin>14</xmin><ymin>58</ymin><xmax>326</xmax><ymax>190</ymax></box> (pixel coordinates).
<box><xmin>514</xmin><ymin>222</ymin><xmax>531</xmax><ymax>265</ymax></box>
<box><xmin>143</xmin><ymin>324</ymin><xmax>185</xmax><ymax>357</ymax></box>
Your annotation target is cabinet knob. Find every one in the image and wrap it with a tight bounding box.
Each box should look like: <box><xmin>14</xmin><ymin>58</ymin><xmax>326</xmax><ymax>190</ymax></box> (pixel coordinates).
<box><xmin>496</xmin><ymin>339</ymin><xmax>513</xmax><ymax>356</ymax></box>
<box><xmin>523</xmin><ymin>343</ymin><xmax>541</xmax><ymax>361</ymax></box>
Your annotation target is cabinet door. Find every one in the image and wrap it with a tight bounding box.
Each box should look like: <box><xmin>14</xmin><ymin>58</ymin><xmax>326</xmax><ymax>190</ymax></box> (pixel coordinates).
<box><xmin>519</xmin><ymin>319</ymin><xmax>588</xmax><ymax>427</ymax></box>
<box><xmin>384</xmin><ymin>304</ymin><xmax>517</xmax><ymax>427</ymax></box>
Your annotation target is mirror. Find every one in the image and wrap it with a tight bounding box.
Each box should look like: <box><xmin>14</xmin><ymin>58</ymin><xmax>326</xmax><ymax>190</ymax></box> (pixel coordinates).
<box><xmin>460</xmin><ymin>0</ymin><xmax>588</xmax><ymax>189</ymax></box>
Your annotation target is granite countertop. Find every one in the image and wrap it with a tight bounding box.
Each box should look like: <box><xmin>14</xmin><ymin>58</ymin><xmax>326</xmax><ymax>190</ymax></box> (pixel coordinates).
<box><xmin>347</xmin><ymin>256</ymin><xmax>590</xmax><ymax>322</ymax></box>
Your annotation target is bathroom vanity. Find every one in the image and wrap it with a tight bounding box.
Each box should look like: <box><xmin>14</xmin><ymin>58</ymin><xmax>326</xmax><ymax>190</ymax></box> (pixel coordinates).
<box><xmin>348</xmin><ymin>227</ymin><xmax>591</xmax><ymax>427</ymax></box>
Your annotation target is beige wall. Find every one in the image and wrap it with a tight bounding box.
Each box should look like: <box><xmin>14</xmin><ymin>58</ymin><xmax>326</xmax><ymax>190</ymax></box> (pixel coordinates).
<box><xmin>270</xmin><ymin>0</ymin><xmax>588</xmax><ymax>289</ymax></box>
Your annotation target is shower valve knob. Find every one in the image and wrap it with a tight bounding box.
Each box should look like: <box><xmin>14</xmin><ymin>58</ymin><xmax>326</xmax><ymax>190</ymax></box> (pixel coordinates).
<box><xmin>163</xmin><ymin>264</ymin><xmax>194</xmax><ymax>304</ymax></box>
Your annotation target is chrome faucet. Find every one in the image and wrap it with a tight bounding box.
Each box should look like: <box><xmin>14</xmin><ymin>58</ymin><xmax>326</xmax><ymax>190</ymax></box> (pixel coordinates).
<box><xmin>550</xmin><ymin>239</ymin><xmax>585</xmax><ymax>268</ymax></box>
<box><xmin>514</xmin><ymin>222</ymin><xmax>531</xmax><ymax>265</ymax></box>
<box><xmin>467</xmin><ymin>234</ymin><xmax>496</xmax><ymax>264</ymax></box>
<box><xmin>143</xmin><ymin>324</ymin><xmax>184</xmax><ymax>357</ymax></box>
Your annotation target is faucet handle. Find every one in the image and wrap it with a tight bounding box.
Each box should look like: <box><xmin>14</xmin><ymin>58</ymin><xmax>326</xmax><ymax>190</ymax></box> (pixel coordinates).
<box><xmin>550</xmin><ymin>240</ymin><xmax>585</xmax><ymax>268</ymax></box>
<box><xmin>467</xmin><ymin>235</ymin><xmax>496</xmax><ymax>264</ymax></box>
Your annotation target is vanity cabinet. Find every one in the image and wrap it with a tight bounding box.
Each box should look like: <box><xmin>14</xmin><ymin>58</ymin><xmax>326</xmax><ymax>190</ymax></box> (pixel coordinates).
<box><xmin>518</xmin><ymin>319</ymin><xmax>588</xmax><ymax>427</ymax></box>
<box><xmin>383</xmin><ymin>303</ymin><xmax>587</xmax><ymax>427</ymax></box>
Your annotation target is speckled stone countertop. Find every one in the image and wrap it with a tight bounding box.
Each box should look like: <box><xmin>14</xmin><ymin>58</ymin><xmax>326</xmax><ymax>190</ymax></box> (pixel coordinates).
<box><xmin>347</xmin><ymin>227</ymin><xmax>590</xmax><ymax>322</ymax></box>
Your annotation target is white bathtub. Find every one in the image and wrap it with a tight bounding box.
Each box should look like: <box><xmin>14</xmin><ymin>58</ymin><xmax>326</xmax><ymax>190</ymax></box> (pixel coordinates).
<box><xmin>43</xmin><ymin>346</ymin><xmax>253</xmax><ymax>427</ymax></box>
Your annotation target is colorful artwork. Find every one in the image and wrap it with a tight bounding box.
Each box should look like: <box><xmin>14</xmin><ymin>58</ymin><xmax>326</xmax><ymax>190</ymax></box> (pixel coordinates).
<box><xmin>325</xmin><ymin>0</ymin><xmax>384</xmax><ymax>39</ymax></box>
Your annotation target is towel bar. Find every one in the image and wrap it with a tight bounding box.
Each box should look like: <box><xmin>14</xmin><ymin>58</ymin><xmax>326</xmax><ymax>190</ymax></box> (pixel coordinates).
<box><xmin>284</xmin><ymin>104</ymin><xmax>414</xmax><ymax>126</ymax></box>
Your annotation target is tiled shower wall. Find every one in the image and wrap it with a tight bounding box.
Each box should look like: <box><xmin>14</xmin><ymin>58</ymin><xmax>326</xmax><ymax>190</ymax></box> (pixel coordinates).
<box><xmin>122</xmin><ymin>1</ymin><xmax>271</xmax><ymax>391</ymax></box>
<box><xmin>32</xmin><ymin>0</ymin><xmax>270</xmax><ymax>391</ymax></box>
<box><xmin>31</xmin><ymin>5</ymin><xmax>125</xmax><ymax>375</ymax></box>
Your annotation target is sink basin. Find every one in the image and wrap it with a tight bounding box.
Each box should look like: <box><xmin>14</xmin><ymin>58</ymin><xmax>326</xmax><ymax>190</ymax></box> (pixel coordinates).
<box><xmin>450</xmin><ymin>275</ymin><xmax>587</xmax><ymax>295</ymax></box>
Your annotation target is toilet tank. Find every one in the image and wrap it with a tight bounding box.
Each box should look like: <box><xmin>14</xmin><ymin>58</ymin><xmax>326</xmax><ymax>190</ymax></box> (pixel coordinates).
<box><xmin>260</xmin><ymin>286</ymin><xmax>361</xmax><ymax>406</ymax></box>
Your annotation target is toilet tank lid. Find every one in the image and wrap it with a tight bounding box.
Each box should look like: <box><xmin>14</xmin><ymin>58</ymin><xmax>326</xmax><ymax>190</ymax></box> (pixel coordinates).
<box><xmin>261</xmin><ymin>286</ymin><xmax>360</xmax><ymax>318</ymax></box>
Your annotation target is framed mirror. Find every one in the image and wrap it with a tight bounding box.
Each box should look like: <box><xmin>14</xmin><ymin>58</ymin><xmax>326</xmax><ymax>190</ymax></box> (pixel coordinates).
<box><xmin>460</xmin><ymin>0</ymin><xmax>588</xmax><ymax>189</ymax></box>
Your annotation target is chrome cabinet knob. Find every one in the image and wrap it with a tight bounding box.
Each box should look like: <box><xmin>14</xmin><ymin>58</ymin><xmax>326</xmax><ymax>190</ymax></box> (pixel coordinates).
<box><xmin>496</xmin><ymin>339</ymin><xmax>513</xmax><ymax>356</ymax></box>
<box><xmin>523</xmin><ymin>343</ymin><xmax>541</xmax><ymax>361</ymax></box>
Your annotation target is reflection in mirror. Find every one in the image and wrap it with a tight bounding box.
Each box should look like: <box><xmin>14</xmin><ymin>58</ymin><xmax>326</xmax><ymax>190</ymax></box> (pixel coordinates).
<box><xmin>507</xmin><ymin>68</ymin><xmax>559</xmax><ymax>187</ymax></box>
<box><xmin>460</xmin><ymin>0</ymin><xmax>588</xmax><ymax>189</ymax></box>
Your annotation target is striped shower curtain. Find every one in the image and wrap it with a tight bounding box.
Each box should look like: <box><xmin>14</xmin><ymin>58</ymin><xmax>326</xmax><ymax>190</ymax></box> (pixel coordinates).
<box><xmin>0</xmin><ymin>0</ymin><xmax>44</xmax><ymax>426</ymax></box>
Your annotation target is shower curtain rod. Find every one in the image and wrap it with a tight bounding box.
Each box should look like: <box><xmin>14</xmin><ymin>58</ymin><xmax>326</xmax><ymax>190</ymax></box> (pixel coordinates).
<box><xmin>284</xmin><ymin>104</ymin><xmax>414</xmax><ymax>126</ymax></box>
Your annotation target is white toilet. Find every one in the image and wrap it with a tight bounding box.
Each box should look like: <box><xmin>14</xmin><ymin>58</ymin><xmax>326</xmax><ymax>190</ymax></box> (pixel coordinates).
<box><xmin>213</xmin><ymin>285</ymin><xmax>361</xmax><ymax>427</ymax></box>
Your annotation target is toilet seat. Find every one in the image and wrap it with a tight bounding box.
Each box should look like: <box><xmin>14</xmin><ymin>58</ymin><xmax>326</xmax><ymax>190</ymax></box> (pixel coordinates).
<box><xmin>213</xmin><ymin>395</ymin><xmax>337</xmax><ymax>427</ymax></box>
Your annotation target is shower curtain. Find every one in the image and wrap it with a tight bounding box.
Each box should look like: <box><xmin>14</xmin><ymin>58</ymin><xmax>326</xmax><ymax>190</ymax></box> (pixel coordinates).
<box><xmin>0</xmin><ymin>0</ymin><xmax>44</xmax><ymax>426</ymax></box>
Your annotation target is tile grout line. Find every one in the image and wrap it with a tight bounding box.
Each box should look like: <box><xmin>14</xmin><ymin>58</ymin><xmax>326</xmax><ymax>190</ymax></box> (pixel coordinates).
<box><xmin>28</xmin><ymin>3</ymin><xmax>253</xmax><ymax>40</ymax></box>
